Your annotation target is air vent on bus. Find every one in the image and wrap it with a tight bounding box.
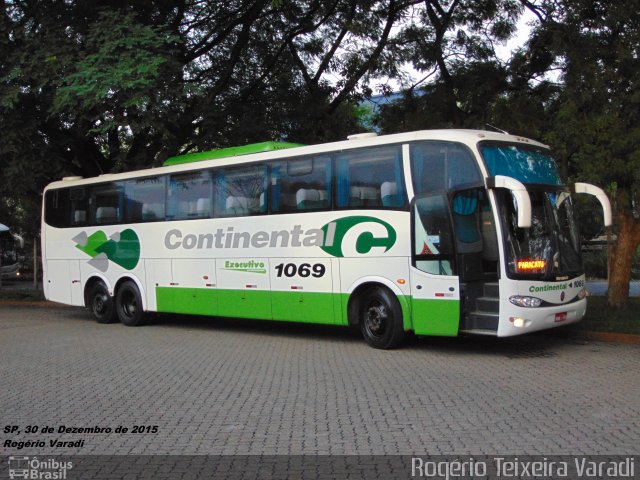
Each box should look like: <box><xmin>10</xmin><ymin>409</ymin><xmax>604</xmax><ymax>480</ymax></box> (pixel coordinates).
<box><xmin>347</xmin><ymin>133</ymin><xmax>378</xmax><ymax>140</ymax></box>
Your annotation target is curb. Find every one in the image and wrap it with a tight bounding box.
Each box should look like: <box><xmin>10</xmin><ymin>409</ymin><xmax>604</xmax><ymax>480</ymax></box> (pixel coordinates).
<box><xmin>0</xmin><ymin>299</ymin><xmax>70</xmax><ymax>308</ymax></box>
<box><xmin>569</xmin><ymin>330</ymin><xmax>640</xmax><ymax>345</ymax></box>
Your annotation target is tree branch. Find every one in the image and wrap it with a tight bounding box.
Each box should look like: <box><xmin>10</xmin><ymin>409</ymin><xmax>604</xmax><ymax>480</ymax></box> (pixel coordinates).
<box><xmin>328</xmin><ymin>0</ymin><xmax>403</xmax><ymax>112</ymax></box>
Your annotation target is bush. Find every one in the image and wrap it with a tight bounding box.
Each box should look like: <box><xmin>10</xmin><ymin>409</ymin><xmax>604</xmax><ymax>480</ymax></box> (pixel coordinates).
<box><xmin>582</xmin><ymin>249</ymin><xmax>608</xmax><ymax>279</ymax></box>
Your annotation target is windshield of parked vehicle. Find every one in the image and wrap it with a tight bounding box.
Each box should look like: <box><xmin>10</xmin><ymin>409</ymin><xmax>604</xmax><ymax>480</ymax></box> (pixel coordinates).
<box><xmin>480</xmin><ymin>142</ymin><xmax>564</xmax><ymax>186</ymax></box>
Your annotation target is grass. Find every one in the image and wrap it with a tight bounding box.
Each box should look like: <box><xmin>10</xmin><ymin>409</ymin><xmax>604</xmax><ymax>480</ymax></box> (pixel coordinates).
<box><xmin>0</xmin><ymin>282</ymin><xmax>45</xmax><ymax>302</ymax></box>
<box><xmin>569</xmin><ymin>296</ymin><xmax>640</xmax><ymax>335</ymax></box>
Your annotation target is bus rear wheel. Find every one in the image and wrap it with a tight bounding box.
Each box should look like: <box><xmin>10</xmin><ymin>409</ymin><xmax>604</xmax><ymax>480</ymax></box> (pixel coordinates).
<box><xmin>89</xmin><ymin>281</ymin><xmax>117</xmax><ymax>324</ymax></box>
<box><xmin>359</xmin><ymin>287</ymin><xmax>404</xmax><ymax>349</ymax></box>
<box><xmin>115</xmin><ymin>281</ymin><xmax>146</xmax><ymax>326</ymax></box>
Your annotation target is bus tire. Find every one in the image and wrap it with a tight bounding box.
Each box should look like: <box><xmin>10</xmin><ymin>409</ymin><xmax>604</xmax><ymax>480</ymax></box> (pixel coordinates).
<box><xmin>89</xmin><ymin>281</ymin><xmax>117</xmax><ymax>324</ymax></box>
<box><xmin>115</xmin><ymin>281</ymin><xmax>146</xmax><ymax>327</ymax></box>
<box><xmin>359</xmin><ymin>286</ymin><xmax>405</xmax><ymax>349</ymax></box>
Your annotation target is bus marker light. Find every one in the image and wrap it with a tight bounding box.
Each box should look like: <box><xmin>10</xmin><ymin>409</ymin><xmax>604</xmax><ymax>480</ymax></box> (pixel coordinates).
<box><xmin>203</xmin><ymin>275</ymin><xmax>209</xmax><ymax>280</ymax></box>
<box><xmin>397</xmin><ymin>279</ymin><xmax>406</xmax><ymax>285</ymax></box>
<box><xmin>555</xmin><ymin>312</ymin><xmax>567</xmax><ymax>323</ymax></box>
<box><xmin>435</xmin><ymin>293</ymin><xmax>444</xmax><ymax>297</ymax></box>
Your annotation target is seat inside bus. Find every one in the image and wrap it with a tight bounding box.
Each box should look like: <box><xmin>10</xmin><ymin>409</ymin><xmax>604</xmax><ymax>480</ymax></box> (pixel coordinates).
<box><xmin>96</xmin><ymin>206</ymin><xmax>119</xmax><ymax>224</ymax></box>
<box><xmin>350</xmin><ymin>186</ymin><xmax>379</xmax><ymax>207</ymax></box>
<box><xmin>142</xmin><ymin>203</ymin><xmax>165</xmax><ymax>221</ymax></box>
<box><xmin>381</xmin><ymin>181</ymin><xmax>404</xmax><ymax>207</ymax></box>
<box><xmin>296</xmin><ymin>188</ymin><xmax>328</xmax><ymax>209</ymax></box>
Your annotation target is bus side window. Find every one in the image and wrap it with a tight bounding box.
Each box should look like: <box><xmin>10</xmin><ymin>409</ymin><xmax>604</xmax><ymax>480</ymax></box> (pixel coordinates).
<box><xmin>414</xmin><ymin>195</ymin><xmax>454</xmax><ymax>275</ymax></box>
<box><xmin>167</xmin><ymin>171</ymin><xmax>211</xmax><ymax>221</ymax></box>
<box><xmin>271</xmin><ymin>156</ymin><xmax>331</xmax><ymax>213</ymax></box>
<box><xmin>124</xmin><ymin>176</ymin><xmax>166</xmax><ymax>223</ymax></box>
<box><xmin>410</xmin><ymin>142</ymin><xmax>482</xmax><ymax>196</ymax></box>
<box><xmin>90</xmin><ymin>183</ymin><xmax>124</xmax><ymax>225</ymax></box>
<box><xmin>336</xmin><ymin>145</ymin><xmax>405</xmax><ymax>209</ymax></box>
<box><xmin>44</xmin><ymin>189</ymin><xmax>70</xmax><ymax>228</ymax></box>
<box><xmin>217</xmin><ymin>165</ymin><xmax>267</xmax><ymax>217</ymax></box>
<box><xmin>69</xmin><ymin>187</ymin><xmax>87</xmax><ymax>226</ymax></box>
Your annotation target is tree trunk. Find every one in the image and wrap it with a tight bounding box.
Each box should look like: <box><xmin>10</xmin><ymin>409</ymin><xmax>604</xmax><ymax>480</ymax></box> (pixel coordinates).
<box><xmin>607</xmin><ymin>208</ymin><xmax>640</xmax><ymax>308</ymax></box>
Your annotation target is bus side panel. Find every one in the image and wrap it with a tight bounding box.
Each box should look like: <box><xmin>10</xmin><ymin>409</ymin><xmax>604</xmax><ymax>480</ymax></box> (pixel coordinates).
<box><xmin>45</xmin><ymin>259</ymin><xmax>71</xmax><ymax>304</ymax></box>
<box><xmin>411</xmin><ymin>298</ymin><xmax>459</xmax><ymax>336</ymax></box>
<box><xmin>146</xmin><ymin>258</ymin><xmax>171</xmax><ymax>312</ymax></box>
<box><xmin>216</xmin><ymin>257</ymin><xmax>272</xmax><ymax>320</ymax></box>
<box><xmin>158</xmin><ymin>258</ymin><xmax>219</xmax><ymax>316</ymax></box>
<box><xmin>270</xmin><ymin>257</ymin><xmax>335</xmax><ymax>324</ymax></box>
<box><xmin>69</xmin><ymin>260</ymin><xmax>83</xmax><ymax>305</ymax></box>
<box><xmin>409</xmin><ymin>267</ymin><xmax>460</xmax><ymax>336</ymax></box>
<box><xmin>43</xmin><ymin>259</ymin><xmax>81</xmax><ymax>306</ymax></box>
<box><xmin>331</xmin><ymin>258</ymin><xmax>344</xmax><ymax>325</ymax></box>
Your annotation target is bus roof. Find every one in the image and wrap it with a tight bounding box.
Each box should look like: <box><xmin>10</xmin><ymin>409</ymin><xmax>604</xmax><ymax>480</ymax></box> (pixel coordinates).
<box><xmin>163</xmin><ymin>141</ymin><xmax>305</xmax><ymax>166</ymax></box>
<box><xmin>44</xmin><ymin>129</ymin><xmax>549</xmax><ymax>190</ymax></box>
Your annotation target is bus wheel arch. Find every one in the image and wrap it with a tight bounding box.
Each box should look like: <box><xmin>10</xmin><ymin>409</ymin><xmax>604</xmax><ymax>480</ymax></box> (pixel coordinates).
<box><xmin>347</xmin><ymin>282</ymin><xmax>406</xmax><ymax>349</ymax></box>
<box><xmin>84</xmin><ymin>276</ymin><xmax>117</xmax><ymax>324</ymax></box>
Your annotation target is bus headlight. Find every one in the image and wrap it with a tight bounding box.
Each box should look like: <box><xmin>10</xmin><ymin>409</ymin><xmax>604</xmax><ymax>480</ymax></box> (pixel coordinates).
<box><xmin>509</xmin><ymin>295</ymin><xmax>543</xmax><ymax>308</ymax></box>
<box><xmin>578</xmin><ymin>287</ymin><xmax>588</xmax><ymax>300</ymax></box>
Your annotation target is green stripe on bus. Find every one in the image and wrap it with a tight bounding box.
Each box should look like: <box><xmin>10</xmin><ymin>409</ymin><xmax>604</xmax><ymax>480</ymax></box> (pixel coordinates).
<box><xmin>411</xmin><ymin>298</ymin><xmax>459</xmax><ymax>336</ymax></box>
<box><xmin>163</xmin><ymin>141</ymin><xmax>305</xmax><ymax>166</ymax></box>
<box><xmin>156</xmin><ymin>287</ymin><xmax>458</xmax><ymax>335</ymax></box>
<box><xmin>156</xmin><ymin>287</ymin><xmax>339</xmax><ymax>324</ymax></box>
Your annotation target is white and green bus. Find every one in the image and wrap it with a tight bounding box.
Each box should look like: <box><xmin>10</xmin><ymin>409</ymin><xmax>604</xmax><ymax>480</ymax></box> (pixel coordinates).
<box><xmin>41</xmin><ymin>130</ymin><xmax>612</xmax><ymax>348</ymax></box>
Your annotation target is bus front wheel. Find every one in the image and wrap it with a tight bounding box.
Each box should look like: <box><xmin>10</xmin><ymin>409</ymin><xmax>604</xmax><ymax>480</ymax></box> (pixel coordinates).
<box><xmin>116</xmin><ymin>281</ymin><xmax>146</xmax><ymax>326</ymax></box>
<box><xmin>89</xmin><ymin>281</ymin><xmax>117</xmax><ymax>324</ymax></box>
<box><xmin>359</xmin><ymin>287</ymin><xmax>404</xmax><ymax>349</ymax></box>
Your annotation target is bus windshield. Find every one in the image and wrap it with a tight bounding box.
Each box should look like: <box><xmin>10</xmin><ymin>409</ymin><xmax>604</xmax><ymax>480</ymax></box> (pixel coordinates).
<box><xmin>496</xmin><ymin>188</ymin><xmax>582</xmax><ymax>279</ymax></box>
<box><xmin>0</xmin><ymin>224</ymin><xmax>20</xmax><ymax>277</ymax></box>
<box><xmin>480</xmin><ymin>143</ymin><xmax>563</xmax><ymax>186</ymax></box>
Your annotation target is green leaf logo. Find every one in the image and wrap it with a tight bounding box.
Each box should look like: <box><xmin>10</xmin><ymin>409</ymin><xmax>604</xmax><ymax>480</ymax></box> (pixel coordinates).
<box><xmin>320</xmin><ymin>216</ymin><xmax>396</xmax><ymax>257</ymax></box>
<box><xmin>74</xmin><ymin>229</ymin><xmax>140</xmax><ymax>271</ymax></box>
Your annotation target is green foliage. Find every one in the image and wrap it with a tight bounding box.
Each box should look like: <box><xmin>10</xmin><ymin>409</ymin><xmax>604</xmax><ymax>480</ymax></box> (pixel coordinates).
<box><xmin>575</xmin><ymin>296</ymin><xmax>640</xmax><ymax>334</ymax></box>
<box><xmin>52</xmin><ymin>10</ymin><xmax>178</xmax><ymax>130</ymax></box>
<box><xmin>543</xmin><ymin>0</ymin><xmax>640</xmax><ymax>198</ymax></box>
<box><xmin>4</xmin><ymin>1</ymin><xmax>414</xmax><ymax>229</ymax></box>
<box><xmin>581</xmin><ymin>250</ymin><xmax>609</xmax><ymax>279</ymax></box>
<box><xmin>0</xmin><ymin>285</ymin><xmax>45</xmax><ymax>302</ymax></box>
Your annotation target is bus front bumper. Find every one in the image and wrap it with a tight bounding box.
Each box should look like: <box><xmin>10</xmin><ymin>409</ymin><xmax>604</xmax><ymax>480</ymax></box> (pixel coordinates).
<box><xmin>497</xmin><ymin>298</ymin><xmax>587</xmax><ymax>337</ymax></box>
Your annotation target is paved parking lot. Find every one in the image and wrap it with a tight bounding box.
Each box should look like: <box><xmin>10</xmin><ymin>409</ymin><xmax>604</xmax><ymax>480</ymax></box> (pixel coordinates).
<box><xmin>0</xmin><ymin>304</ymin><xmax>638</xmax><ymax>456</ymax></box>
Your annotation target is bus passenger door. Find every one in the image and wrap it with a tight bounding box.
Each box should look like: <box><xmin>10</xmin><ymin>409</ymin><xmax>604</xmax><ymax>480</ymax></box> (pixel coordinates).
<box><xmin>410</xmin><ymin>195</ymin><xmax>460</xmax><ymax>336</ymax></box>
